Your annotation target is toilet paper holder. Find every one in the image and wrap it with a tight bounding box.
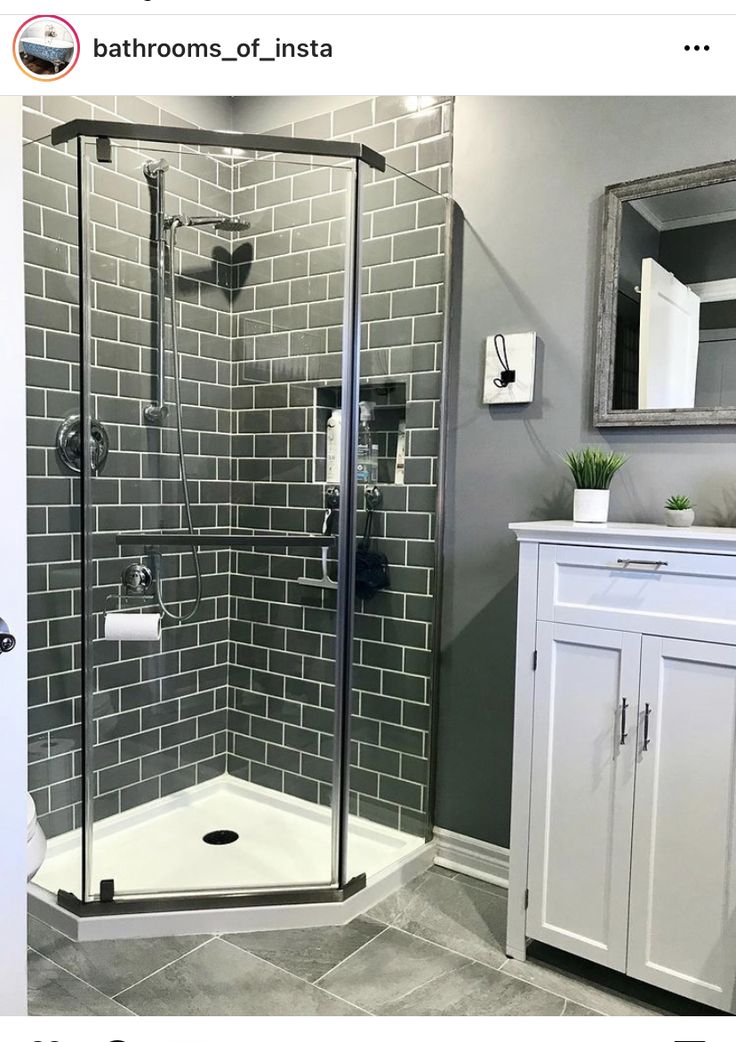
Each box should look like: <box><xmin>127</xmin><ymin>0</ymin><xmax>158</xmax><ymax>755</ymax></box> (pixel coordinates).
<box><xmin>104</xmin><ymin>563</ymin><xmax>159</xmax><ymax>617</ymax></box>
<box><xmin>104</xmin><ymin>593</ymin><xmax>160</xmax><ymax>615</ymax></box>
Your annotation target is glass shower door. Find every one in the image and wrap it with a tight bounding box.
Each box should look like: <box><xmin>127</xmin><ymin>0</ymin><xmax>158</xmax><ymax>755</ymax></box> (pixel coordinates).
<box><xmin>346</xmin><ymin>160</ymin><xmax>449</xmax><ymax>873</ymax></box>
<box><xmin>77</xmin><ymin>137</ymin><xmax>360</xmax><ymax>903</ymax></box>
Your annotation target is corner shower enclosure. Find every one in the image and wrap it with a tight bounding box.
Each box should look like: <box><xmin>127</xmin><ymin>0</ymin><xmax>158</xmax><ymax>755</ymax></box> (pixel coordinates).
<box><xmin>27</xmin><ymin>116</ymin><xmax>449</xmax><ymax>934</ymax></box>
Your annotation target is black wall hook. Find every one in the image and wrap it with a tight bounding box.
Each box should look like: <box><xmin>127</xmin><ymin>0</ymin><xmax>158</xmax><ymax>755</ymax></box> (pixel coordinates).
<box><xmin>492</xmin><ymin>333</ymin><xmax>516</xmax><ymax>388</ymax></box>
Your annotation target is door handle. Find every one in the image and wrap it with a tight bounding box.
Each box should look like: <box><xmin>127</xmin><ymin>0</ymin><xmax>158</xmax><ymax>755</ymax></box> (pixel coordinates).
<box><xmin>620</xmin><ymin>697</ymin><xmax>628</xmax><ymax>745</ymax></box>
<box><xmin>643</xmin><ymin>702</ymin><xmax>652</xmax><ymax>751</ymax></box>
<box><xmin>0</xmin><ymin>618</ymin><xmax>17</xmax><ymax>654</ymax></box>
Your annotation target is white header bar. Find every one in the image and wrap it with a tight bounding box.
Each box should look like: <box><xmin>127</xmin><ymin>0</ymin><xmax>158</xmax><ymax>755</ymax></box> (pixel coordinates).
<box><xmin>3</xmin><ymin>13</ymin><xmax>735</xmax><ymax>94</ymax></box>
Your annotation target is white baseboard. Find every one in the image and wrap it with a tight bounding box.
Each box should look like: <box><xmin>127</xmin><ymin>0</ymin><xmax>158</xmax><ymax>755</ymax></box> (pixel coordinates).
<box><xmin>433</xmin><ymin>826</ymin><xmax>509</xmax><ymax>888</ymax></box>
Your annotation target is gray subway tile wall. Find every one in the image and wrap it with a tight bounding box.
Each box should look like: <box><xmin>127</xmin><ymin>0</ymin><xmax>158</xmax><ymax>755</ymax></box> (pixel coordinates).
<box><xmin>24</xmin><ymin>95</ymin><xmax>452</xmax><ymax>862</ymax></box>
<box><xmin>226</xmin><ymin>97</ymin><xmax>452</xmax><ymax>835</ymax></box>
<box><xmin>87</xmin><ymin>142</ymin><xmax>234</xmax><ymax>828</ymax></box>
<box><xmin>24</xmin><ymin>96</ymin><xmax>236</xmax><ymax>846</ymax></box>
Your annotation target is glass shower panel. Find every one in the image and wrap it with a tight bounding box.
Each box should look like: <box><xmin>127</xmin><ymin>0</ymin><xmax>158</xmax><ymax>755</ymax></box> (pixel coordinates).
<box><xmin>347</xmin><ymin>162</ymin><xmax>448</xmax><ymax>871</ymax></box>
<box><xmin>79</xmin><ymin>139</ymin><xmax>356</xmax><ymax>901</ymax></box>
<box><xmin>24</xmin><ymin>129</ymin><xmax>84</xmax><ymax>904</ymax></box>
<box><xmin>226</xmin><ymin>153</ymin><xmax>356</xmax><ymax>891</ymax></box>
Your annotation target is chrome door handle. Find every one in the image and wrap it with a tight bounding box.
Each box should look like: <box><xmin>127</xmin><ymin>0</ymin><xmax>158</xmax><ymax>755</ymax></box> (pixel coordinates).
<box><xmin>0</xmin><ymin>618</ymin><xmax>17</xmax><ymax>654</ymax></box>
<box><xmin>620</xmin><ymin>697</ymin><xmax>628</xmax><ymax>745</ymax></box>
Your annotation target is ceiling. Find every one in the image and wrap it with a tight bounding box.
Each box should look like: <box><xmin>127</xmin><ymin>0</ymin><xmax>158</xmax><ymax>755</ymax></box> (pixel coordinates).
<box><xmin>631</xmin><ymin>180</ymin><xmax>736</xmax><ymax>231</ymax></box>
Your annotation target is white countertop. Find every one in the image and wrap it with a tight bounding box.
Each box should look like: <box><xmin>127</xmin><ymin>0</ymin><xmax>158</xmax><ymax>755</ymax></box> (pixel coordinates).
<box><xmin>509</xmin><ymin>520</ymin><xmax>736</xmax><ymax>554</ymax></box>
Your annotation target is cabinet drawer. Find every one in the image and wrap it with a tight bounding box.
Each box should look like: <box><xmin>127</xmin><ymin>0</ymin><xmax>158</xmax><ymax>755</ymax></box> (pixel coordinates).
<box><xmin>538</xmin><ymin>543</ymin><xmax>736</xmax><ymax>640</ymax></box>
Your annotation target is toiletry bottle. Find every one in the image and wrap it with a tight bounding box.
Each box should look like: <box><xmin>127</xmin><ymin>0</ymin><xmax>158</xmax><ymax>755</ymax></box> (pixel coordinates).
<box><xmin>395</xmin><ymin>421</ymin><xmax>406</xmax><ymax>485</ymax></box>
<box><xmin>368</xmin><ymin>441</ymin><xmax>379</xmax><ymax>484</ymax></box>
<box><xmin>357</xmin><ymin>401</ymin><xmax>374</xmax><ymax>484</ymax></box>
<box><xmin>325</xmin><ymin>408</ymin><xmax>341</xmax><ymax>483</ymax></box>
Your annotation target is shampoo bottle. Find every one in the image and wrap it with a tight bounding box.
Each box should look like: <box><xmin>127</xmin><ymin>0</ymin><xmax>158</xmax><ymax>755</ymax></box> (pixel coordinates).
<box><xmin>357</xmin><ymin>401</ymin><xmax>377</xmax><ymax>484</ymax></box>
<box><xmin>395</xmin><ymin>421</ymin><xmax>406</xmax><ymax>485</ymax></box>
<box><xmin>325</xmin><ymin>408</ymin><xmax>341</xmax><ymax>483</ymax></box>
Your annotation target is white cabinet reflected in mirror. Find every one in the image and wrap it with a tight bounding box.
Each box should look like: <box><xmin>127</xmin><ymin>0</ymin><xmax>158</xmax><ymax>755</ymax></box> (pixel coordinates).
<box><xmin>594</xmin><ymin>161</ymin><xmax>736</xmax><ymax>426</ymax></box>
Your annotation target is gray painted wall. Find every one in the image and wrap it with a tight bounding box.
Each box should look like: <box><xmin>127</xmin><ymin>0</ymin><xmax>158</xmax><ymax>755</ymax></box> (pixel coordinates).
<box><xmin>437</xmin><ymin>96</ymin><xmax>736</xmax><ymax>847</ymax></box>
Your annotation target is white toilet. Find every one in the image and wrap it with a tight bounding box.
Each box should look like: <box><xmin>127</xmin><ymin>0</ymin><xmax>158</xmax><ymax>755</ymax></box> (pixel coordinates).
<box><xmin>27</xmin><ymin>793</ymin><xmax>47</xmax><ymax>881</ymax></box>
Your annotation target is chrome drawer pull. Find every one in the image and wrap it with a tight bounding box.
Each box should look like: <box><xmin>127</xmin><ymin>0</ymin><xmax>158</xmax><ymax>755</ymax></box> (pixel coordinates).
<box><xmin>615</xmin><ymin>559</ymin><xmax>668</xmax><ymax>569</ymax></box>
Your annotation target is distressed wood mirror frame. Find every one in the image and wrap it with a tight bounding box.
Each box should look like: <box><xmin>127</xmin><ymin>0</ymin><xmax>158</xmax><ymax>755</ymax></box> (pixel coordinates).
<box><xmin>594</xmin><ymin>158</ymin><xmax>736</xmax><ymax>427</ymax></box>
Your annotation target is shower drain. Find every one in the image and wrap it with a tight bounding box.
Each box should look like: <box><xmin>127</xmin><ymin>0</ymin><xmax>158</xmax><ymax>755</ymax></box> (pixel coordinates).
<box><xmin>203</xmin><ymin>830</ymin><xmax>239</xmax><ymax>845</ymax></box>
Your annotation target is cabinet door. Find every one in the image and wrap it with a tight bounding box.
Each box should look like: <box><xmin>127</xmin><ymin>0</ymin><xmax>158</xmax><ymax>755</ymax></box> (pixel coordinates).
<box><xmin>527</xmin><ymin>622</ymin><xmax>640</xmax><ymax>969</ymax></box>
<box><xmin>628</xmin><ymin>637</ymin><xmax>736</xmax><ymax>1011</ymax></box>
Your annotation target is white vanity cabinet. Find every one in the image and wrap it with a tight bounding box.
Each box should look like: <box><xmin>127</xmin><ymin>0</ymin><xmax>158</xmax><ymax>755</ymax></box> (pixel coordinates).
<box><xmin>507</xmin><ymin>521</ymin><xmax>736</xmax><ymax>1012</ymax></box>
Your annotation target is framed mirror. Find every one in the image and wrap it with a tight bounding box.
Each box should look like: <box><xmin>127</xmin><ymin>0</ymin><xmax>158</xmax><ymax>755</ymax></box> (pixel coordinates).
<box><xmin>594</xmin><ymin>159</ymin><xmax>736</xmax><ymax>426</ymax></box>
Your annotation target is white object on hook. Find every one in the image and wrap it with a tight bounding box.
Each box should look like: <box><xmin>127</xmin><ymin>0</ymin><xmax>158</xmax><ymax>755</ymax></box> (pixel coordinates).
<box><xmin>483</xmin><ymin>331</ymin><xmax>537</xmax><ymax>405</ymax></box>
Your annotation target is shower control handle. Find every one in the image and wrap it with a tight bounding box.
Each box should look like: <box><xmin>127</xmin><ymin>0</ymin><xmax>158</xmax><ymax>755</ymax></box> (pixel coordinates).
<box><xmin>122</xmin><ymin>563</ymin><xmax>153</xmax><ymax>594</ymax></box>
<box><xmin>0</xmin><ymin>618</ymin><xmax>17</xmax><ymax>654</ymax></box>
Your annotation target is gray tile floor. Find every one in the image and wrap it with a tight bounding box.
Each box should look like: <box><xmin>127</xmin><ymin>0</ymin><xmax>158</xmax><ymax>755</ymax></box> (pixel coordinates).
<box><xmin>27</xmin><ymin>866</ymin><xmax>722</xmax><ymax>1017</ymax></box>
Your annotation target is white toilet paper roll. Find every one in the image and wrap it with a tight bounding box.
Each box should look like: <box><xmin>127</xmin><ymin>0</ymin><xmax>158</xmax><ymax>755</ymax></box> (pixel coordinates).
<box><xmin>104</xmin><ymin>611</ymin><xmax>162</xmax><ymax>642</ymax></box>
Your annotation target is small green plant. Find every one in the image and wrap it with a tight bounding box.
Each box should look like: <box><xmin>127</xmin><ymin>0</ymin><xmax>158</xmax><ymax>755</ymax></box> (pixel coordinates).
<box><xmin>563</xmin><ymin>447</ymin><xmax>627</xmax><ymax>490</ymax></box>
<box><xmin>665</xmin><ymin>494</ymin><xmax>693</xmax><ymax>511</ymax></box>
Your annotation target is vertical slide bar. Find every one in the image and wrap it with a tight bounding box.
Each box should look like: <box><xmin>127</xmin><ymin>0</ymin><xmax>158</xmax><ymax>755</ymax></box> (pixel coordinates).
<box><xmin>144</xmin><ymin>162</ymin><xmax>169</xmax><ymax>424</ymax></box>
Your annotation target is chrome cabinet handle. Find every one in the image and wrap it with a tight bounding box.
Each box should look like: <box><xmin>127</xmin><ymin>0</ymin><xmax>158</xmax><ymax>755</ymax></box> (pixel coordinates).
<box><xmin>616</xmin><ymin>559</ymin><xmax>668</xmax><ymax>569</ymax></box>
<box><xmin>643</xmin><ymin>702</ymin><xmax>652</xmax><ymax>751</ymax></box>
<box><xmin>0</xmin><ymin>618</ymin><xmax>16</xmax><ymax>654</ymax></box>
<box><xmin>620</xmin><ymin>697</ymin><xmax>628</xmax><ymax>745</ymax></box>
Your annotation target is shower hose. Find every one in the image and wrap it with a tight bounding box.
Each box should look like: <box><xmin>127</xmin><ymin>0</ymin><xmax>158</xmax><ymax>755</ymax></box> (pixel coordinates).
<box><xmin>155</xmin><ymin>216</ymin><xmax>203</xmax><ymax>622</ymax></box>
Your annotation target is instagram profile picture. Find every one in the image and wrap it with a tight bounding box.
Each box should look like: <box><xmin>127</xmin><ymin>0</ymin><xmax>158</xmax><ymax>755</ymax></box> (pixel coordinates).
<box><xmin>13</xmin><ymin>15</ymin><xmax>79</xmax><ymax>80</ymax></box>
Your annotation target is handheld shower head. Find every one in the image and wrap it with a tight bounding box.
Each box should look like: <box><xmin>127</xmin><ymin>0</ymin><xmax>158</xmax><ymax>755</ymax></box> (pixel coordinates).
<box><xmin>144</xmin><ymin>159</ymin><xmax>170</xmax><ymax>177</ymax></box>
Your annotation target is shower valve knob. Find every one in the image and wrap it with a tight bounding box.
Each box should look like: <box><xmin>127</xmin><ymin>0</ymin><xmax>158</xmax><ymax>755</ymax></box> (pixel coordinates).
<box><xmin>0</xmin><ymin>618</ymin><xmax>16</xmax><ymax>654</ymax></box>
<box><xmin>122</xmin><ymin>564</ymin><xmax>153</xmax><ymax>594</ymax></box>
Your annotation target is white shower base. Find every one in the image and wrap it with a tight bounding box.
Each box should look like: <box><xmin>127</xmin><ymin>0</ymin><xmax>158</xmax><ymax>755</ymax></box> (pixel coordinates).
<box><xmin>29</xmin><ymin>775</ymin><xmax>432</xmax><ymax>941</ymax></box>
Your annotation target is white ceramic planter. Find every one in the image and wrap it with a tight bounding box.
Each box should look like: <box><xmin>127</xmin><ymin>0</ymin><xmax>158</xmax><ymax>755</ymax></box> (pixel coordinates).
<box><xmin>665</xmin><ymin>507</ymin><xmax>695</xmax><ymax>528</ymax></box>
<box><xmin>573</xmin><ymin>488</ymin><xmax>610</xmax><ymax>524</ymax></box>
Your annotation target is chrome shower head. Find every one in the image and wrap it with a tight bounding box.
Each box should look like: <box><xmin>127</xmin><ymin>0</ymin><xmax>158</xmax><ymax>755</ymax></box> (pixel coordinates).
<box><xmin>213</xmin><ymin>216</ymin><xmax>251</xmax><ymax>232</ymax></box>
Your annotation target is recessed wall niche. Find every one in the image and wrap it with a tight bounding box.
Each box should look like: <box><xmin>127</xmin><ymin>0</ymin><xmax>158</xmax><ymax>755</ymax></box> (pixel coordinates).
<box><xmin>313</xmin><ymin>379</ymin><xmax>408</xmax><ymax>485</ymax></box>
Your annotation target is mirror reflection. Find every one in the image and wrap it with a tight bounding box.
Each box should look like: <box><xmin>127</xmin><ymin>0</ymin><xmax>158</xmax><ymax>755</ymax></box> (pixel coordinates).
<box><xmin>614</xmin><ymin>181</ymin><xmax>736</xmax><ymax>411</ymax></box>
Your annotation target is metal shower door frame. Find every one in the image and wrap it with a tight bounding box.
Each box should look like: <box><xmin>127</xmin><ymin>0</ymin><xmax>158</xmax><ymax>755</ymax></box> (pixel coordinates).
<box><xmin>72</xmin><ymin>127</ymin><xmax>370</xmax><ymax>910</ymax></box>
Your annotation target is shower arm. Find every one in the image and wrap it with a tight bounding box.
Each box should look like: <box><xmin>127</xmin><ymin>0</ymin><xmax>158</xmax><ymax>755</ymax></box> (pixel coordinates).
<box><xmin>144</xmin><ymin>160</ymin><xmax>169</xmax><ymax>424</ymax></box>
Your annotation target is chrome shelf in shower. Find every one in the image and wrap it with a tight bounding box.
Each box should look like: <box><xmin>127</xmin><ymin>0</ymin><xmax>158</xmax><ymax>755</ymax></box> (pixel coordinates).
<box><xmin>115</xmin><ymin>532</ymin><xmax>336</xmax><ymax>549</ymax></box>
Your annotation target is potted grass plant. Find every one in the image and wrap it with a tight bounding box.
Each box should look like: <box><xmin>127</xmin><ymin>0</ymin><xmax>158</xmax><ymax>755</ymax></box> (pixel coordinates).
<box><xmin>664</xmin><ymin>494</ymin><xmax>695</xmax><ymax>528</ymax></box>
<box><xmin>564</xmin><ymin>447</ymin><xmax>627</xmax><ymax>524</ymax></box>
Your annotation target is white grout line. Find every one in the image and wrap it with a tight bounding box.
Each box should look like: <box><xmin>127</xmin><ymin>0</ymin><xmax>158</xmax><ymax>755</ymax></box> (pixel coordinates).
<box><xmin>28</xmin><ymin>946</ymin><xmax>139</xmax><ymax>1017</ymax></box>
<box><xmin>496</xmin><ymin>959</ymin><xmax>630</xmax><ymax>1017</ymax></box>
<box><xmin>218</xmin><ymin>934</ymin><xmax>373</xmax><ymax>1016</ymax></box>
<box><xmin>562</xmin><ymin>998</ymin><xmax>609</xmax><ymax>1017</ymax></box>
<box><xmin>110</xmin><ymin>936</ymin><xmax>216</xmax><ymax>1001</ymax></box>
<box><xmin>388</xmin><ymin>920</ymin><xmax>505</xmax><ymax>971</ymax></box>
<box><xmin>373</xmin><ymin>961</ymin><xmax>464</xmax><ymax>1014</ymax></box>
<box><xmin>309</xmin><ymin>924</ymin><xmax>390</xmax><ymax>986</ymax></box>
